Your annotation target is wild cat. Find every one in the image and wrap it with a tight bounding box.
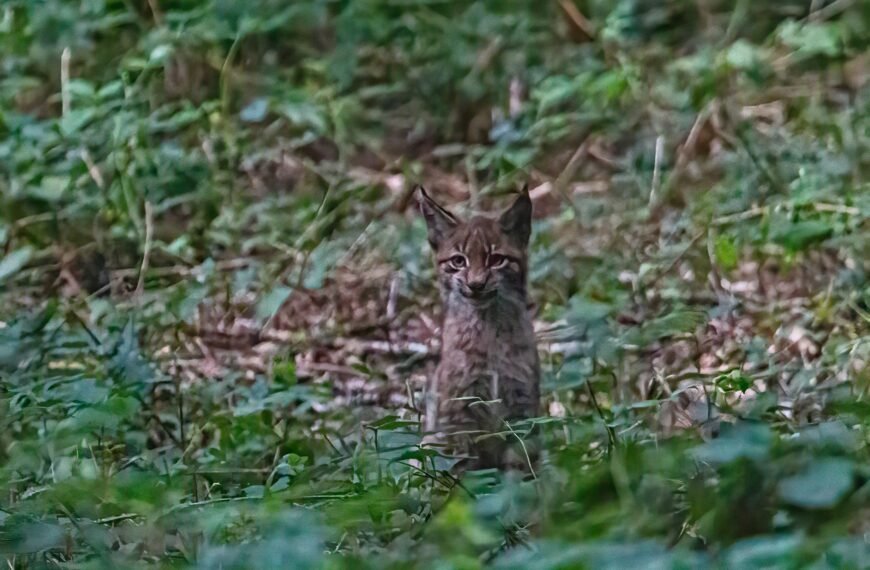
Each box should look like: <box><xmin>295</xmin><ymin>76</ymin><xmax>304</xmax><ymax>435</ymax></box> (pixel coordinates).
<box><xmin>416</xmin><ymin>186</ymin><xmax>540</xmax><ymax>470</ymax></box>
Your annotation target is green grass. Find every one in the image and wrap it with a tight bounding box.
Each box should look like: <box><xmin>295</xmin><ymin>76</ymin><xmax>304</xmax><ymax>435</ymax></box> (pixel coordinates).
<box><xmin>1</xmin><ymin>1</ymin><xmax>869</xmax><ymax>568</ymax></box>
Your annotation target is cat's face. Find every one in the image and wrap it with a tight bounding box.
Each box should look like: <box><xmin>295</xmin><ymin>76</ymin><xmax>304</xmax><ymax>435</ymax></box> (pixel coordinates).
<box><xmin>417</xmin><ymin>186</ymin><xmax>532</xmax><ymax>306</ymax></box>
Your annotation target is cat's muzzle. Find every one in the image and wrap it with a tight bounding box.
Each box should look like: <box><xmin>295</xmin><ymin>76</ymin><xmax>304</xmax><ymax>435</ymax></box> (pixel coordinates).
<box><xmin>459</xmin><ymin>287</ymin><xmax>497</xmax><ymax>304</ymax></box>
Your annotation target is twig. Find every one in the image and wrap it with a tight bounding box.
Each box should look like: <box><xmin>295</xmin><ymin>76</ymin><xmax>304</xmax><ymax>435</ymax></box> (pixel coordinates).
<box><xmin>712</xmin><ymin>205</ymin><xmax>767</xmax><ymax>226</ymax></box>
<box><xmin>68</xmin><ymin>309</ymin><xmax>101</xmax><ymax>345</ymax></box>
<box><xmin>705</xmin><ymin>228</ymin><xmax>727</xmax><ymax>299</ymax></box>
<box><xmin>813</xmin><ymin>202</ymin><xmax>861</xmax><ymax>215</ymax></box>
<box><xmin>299</xmin><ymin>362</ymin><xmax>367</xmax><ymax>377</ymax></box>
<box><xmin>149</xmin><ymin>412</ymin><xmax>182</xmax><ymax>446</ymax></box>
<box><xmin>61</xmin><ymin>47</ymin><xmax>71</xmax><ymax>116</ymax></box>
<box><xmin>12</xmin><ymin>212</ymin><xmax>56</xmax><ymax>230</ymax></box>
<box><xmin>553</xmin><ymin>135</ymin><xmax>592</xmax><ymax>219</ymax></box>
<box><xmin>723</xmin><ymin>0</ymin><xmax>749</xmax><ymax>44</ymax></box>
<box><xmin>509</xmin><ymin>76</ymin><xmax>523</xmax><ymax>118</ymax></box>
<box><xmin>290</xmin><ymin>182</ymin><xmax>335</xmax><ymax>288</ymax></box>
<box><xmin>730</xmin><ymin>110</ymin><xmax>786</xmax><ymax>194</ymax></box>
<box><xmin>135</xmin><ymin>201</ymin><xmax>154</xmax><ymax>296</ymax></box>
<box><xmin>58</xmin><ymin>504</ymin><xmax>113</xmax><ymax>565</ymax></box>
<box><xmin>202</xmin><ymin>324</ymin><xmax>586</xmax><ymax>359</ymax></box>
<box><xmin>303</xmin><ymin>335</ymin><xmax>432</xmax><ymax>356</ymax></box>
<box><xmin>809</xmin><ymin>0</ymin><xmax>824</xmax><ymax>21</ymax></box>
<box><xmin>586</xmin><ymin>377</ymin><xmax>618</xmax><ymax>451</ymax></box>
<box><xmin>558</xmin><ymin>0</ymin><xmax>596</xmax><ymax>40</ymax></box>
<box><xmin>644</xmin><ymin>231</ymin><xmax>706</xmax><ymax>289</ymax></box>
<box><xmin>94</xmin><ymin>513</ymin><xmax>141</xmax><ymax>525</ymax></box>
<box><xmin>712</xmin><ymin>201</ymin><xmax>861</xmax><ymax>227</ymax></box>
<box><xmin>658</xmin><ymin>101</ymin><xmax>715</xmax><ymax>207</ymax></box>
<box><xmin>473</xmin><ymin>36</ymin><xmax>504</xmax><ymax>72</ymax></box>
<box><xmin>146</xmin><ymin>0</ymin><xmax>164</xmax><ymax>25</ymax></box>
<box><xmin>220</xmin><ymin>31</ymin><xmax>243</xmax><ymax>117</ymax></box>
<box><xmin>465</xmin><ymin>155</ymin><xmax>479</xmax><ymax>209</ymax></box>
<box><xmin>805</xmin><ymin>0</ymin><xmax>855</xmax><ymax>22</ymax></box>
<box><xmin>386</xmin><ymin>274</ymin><xmax>401</xmax><ymax>321</ymax></box>
<box><xmin>112</xmin><ymin>256</ymin><xmax>255</xmax><ymax>279</ymax></box>
<box><xmin>503</xmin><ymin>419</ymin><xmax>537</xmax><ymax>480</ymax></box>
<box><xmin>649</xmin><ymin>135</ymin><xmax>664</xmax><ymax>208</ymax></box>
<box><xmin>192</xmin><ymin>468</ymin><xmax>272</xmax><ymax>475</ymax></box>
<box><xmin>160</xmin><ymin>496</ymin><xmax>261</xmax><ymax>518</ymax></box>
<box><xmin>80</xmin><ymin>149</ymin><xmax>105</xmax><ymax>189</ymax></box>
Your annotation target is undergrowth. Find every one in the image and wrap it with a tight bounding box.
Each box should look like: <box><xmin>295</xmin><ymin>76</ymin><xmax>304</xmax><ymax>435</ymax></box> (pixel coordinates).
<box><xmin>1</xmin><ymin>1</ymin><xmax>870</xmax><ymax>568</ymax></box>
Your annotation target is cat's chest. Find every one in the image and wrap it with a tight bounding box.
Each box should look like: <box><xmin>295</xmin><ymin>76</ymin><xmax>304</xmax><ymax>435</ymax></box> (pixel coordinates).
<box><xmin>436</xmin><ymin>300</ymin><xmax>539</xmax><ymax>390</ymax></box>
<box><xmin>439</xmin><ymin>325</ymin><xmax>537</xmax><ymax>380</ymax></box>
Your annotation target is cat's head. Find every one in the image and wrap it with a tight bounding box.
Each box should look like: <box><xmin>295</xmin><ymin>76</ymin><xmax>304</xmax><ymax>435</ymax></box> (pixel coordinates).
<box><xmin>416</xmin><ymin>186</ymin><xmax>532</xmax><ymax>306</ymax></box>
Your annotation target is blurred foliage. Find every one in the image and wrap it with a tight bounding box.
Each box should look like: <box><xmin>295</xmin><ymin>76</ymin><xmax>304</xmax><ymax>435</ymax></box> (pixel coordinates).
<box><xmin>1</xmin><ymin>0</ymin><xmax>870</xmax><ymax>568</ymax></box>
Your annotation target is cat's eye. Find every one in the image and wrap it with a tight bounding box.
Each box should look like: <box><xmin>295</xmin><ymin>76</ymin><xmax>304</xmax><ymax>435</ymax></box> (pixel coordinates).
<box><xmin>448</xmin><ymin>255</ymin><xmax>467</xmax><ymax>269</ymax></box>
<box><xmin>488</xmin><ymin>254</ymin><xmax>509</xmax><ymax>268</ymax></box>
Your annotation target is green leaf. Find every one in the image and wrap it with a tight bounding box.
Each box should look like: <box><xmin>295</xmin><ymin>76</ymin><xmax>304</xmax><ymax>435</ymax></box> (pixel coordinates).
<box><xmin>278</xmin><ymin>98</ymin><xmax>327</xmax><ymax>134</ymax></box>
<box><xmin>714</xmin><ymin>234</ymin><xmax>739</xmax><ymax>270</ymax></box>
<box><xmin>32</xmin><ymin>175</ymin><xmax>68</xmax><ymax>202</ymax></box>
<box><xmin>622</xmin><ymin>309</ymin><xmax>707</xmax><ymax>346</ymax></box>
<box><xmin>241</xmin><ymin>97</ymin><xmax>269</xmax><ymax>123</ymax></box>
<box><xmin>779</xmin><ymin>458</ymin><xmax>854</xmax><ymax>509</ymax></box>
<box><xmin>778</xmin><ymin>20</ymin><xmax>842</xmax><ymax>59</ymax></box>
<box><xmin>272</xmin><ymin>359</ymin><xmax>297</xmax><ymax>386</ymax></box>
<box><xmin>368</xmin><ymin>415</ymin><xmax>419</xmax><ymax>431</ymax></box>
<box><xmin>0</xmin><ymin>247</ymin><xmax>33</xmax><ymax>284</ymax></box>
<box><xmin>543</xmin><ymin>366</ymin><xmax>588</xmax><ymax>392</ymax></box>
<box><xmin>771</xmin><ymin>220</ymin><xmax>833</xmax><ymax>252</ymax></box>
<box><xmin>256</xmin><ymin>286</ymin><xmax>293</xmax><ymax>321</ymax></box>
<box><xmin>692</xmin><ymin>422</ymin><xmax>772</xmax><ymax>465</ymax></box>
<box><xmin>797</xmin><ymin>421</ymin><xmax>858</xmax><ymax>452</ymax></box>
<box><xmin>716</xmin><ymin>369</ymin><xmax>753</xmax><ymax>393</ymax></box>
<box><xmin>494</xmin><ymin>540</ymin><xmax>708</xmax><ymax>569</ymax></box>
<box><xmin>726</xmin><ymin>40</ymin><xmax>763</xmax><ymax>71</ymax></box>
<box><xmin>564</xmin><ymin>296</ymin><xmax>614</xmax><ymax>323</ymax></box>
<box><xmin>149</xmin><ymin>44</ymin><xmax>173</xmax><ymax>64</ymax></box>
<box><xmin>302</xmin><ymin>241</ymin><xmax>344</xmax><ymax>289</ymax></box>
<box><xmin>65</xmin><ymin>79</ymin><xmax>95</xmax><ymax>99</ymax></box>
<box><xmin>723</xmin><ymin>535</ymin><xmax>802</xmax><ymax>568</ymax></box>
<box><xmin>0</xmin><ymin>520</ymin><xmax>66</xmax><ymax>554</ymax></box>
<box><xmin>59</xmin><ymin>107</ymin><xmax>97</xmax><ymax>136</ymax></box>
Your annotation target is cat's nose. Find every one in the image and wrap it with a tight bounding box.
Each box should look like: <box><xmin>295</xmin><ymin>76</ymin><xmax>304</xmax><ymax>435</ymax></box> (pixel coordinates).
<box><xmin>467</xmin><ymin>275</ymin><xmax>488</xmax><ymax>291</ymax></box>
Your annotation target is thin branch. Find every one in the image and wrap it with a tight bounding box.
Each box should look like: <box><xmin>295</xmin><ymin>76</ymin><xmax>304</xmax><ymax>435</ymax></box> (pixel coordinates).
<box><xmin>649</xmin><ymin>135</ymin><xmax>664</xmax><ymax>208</ymax></box>
<box><xmin>80</xmin><ymin>149</ymin><xmax>105</xmax><ymax>189</ymax></box>
<box><xmin>712</xmin><ymin>205</ymin><xmax>767</xmax><ymax>226</ymax></box>
<box><xmin>658</xmin><ymin>100</ymin><xmax>715</xmax><ymax>207</ymax></box>
<box><xmin>553</xmin><ymin>135</ymin><xmax>592</xmax><ymax>219</ymax></box>
<box><xmin>805</xmin><ymin>0</ymin><xmax>856</xmax><ymax>22</ymax></box>
<box><xmin>586</xmin><ymin>376</ymin><xmax>618</xmax><ymax>451</ymax></box>
<box><xmin>643</xmin><ymin>231</ymin><xmax>705</xmax><ymax>290</ymax></box>
<box><xmin>503</xmin><ymin>420</ymin><xmax>537</xmax><ymax>480</ymax></box>
<box><xmin>220</xmin><ymin>31</ymin><xmax>243</xmax><ymax>117</ymax></box>
<box><xmin>61</xmin><ymin>47</ymin><xmax>71</xmax><ymax>116</ymax></box>
<box><xmin>146</xmin><ymin>0</ymin><xmax>164</xmax><ymax>25</ymax></box>
<box><xmin>112</xmin><ymin>256</ymin><xmax>255</xmax><ymax>280</ymax></box>
<box><xmin>558</xmin><ymin>0</ymin><xmax>596</xmax><ymax>40</ymax></box>
<box><xmin>712</xmin><ymin>201</ymin><xmax>860</xmax><ymax>227</ymax></box>
<box><xmin>94</xmin><ymin>513</ymin><xmax>142</xmax><ymax>525</ymax></box>
<box><xmin>135</xmin><ymin>200</ymin><xmax>154</xmax><ymax>296</ymax></box>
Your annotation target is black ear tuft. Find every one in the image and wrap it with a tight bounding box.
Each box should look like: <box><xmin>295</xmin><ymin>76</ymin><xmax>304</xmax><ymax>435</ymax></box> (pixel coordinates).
<box><xmin>416</xmin><ymin>185</ymin><xmax>458</xmax><ymax>250</ymax></box>
<box><xmin>499</xmin><ymin>186</ymin><xmax>532</xmax><ymax>247</ymax></box>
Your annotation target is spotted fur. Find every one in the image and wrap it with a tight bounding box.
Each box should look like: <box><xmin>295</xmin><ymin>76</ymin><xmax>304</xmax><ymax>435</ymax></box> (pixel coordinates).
<box><xmin>417</xmin><ymin>186</ymin><xmax>540</xmax><ymax>469</ymax></box>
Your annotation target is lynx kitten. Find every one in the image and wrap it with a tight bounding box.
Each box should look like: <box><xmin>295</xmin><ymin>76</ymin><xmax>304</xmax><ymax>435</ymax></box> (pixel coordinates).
<box><xmin>417</xmin><ymin>186</ymin><xmax>540</xmax><ymax>470</ymax></box>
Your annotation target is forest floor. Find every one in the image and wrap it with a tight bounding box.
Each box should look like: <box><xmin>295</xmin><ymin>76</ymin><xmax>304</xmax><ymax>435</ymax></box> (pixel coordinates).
<box><xmin>1</xmin><ymin>1</ymin><xmax>870</xmax><ymax>568</ymax></box>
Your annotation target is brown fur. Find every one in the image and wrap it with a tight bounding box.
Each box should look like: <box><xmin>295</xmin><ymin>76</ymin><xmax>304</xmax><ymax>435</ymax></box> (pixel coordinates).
<box><xmin>417</xmin><ymin>186</ymin><xmax>540</xmax><ymax>470</ymax></box>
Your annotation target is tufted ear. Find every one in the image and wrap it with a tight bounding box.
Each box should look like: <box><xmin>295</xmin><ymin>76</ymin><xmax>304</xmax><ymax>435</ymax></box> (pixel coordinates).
<box><xmin>498</xmin><ymin>185</ymin><xmax>532</xmax><ymax>248</ymax></box>
<box><xmin>416</xmin><ymin>185</ymin><xmax>459</xmax><ymax>250</ymax></box>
